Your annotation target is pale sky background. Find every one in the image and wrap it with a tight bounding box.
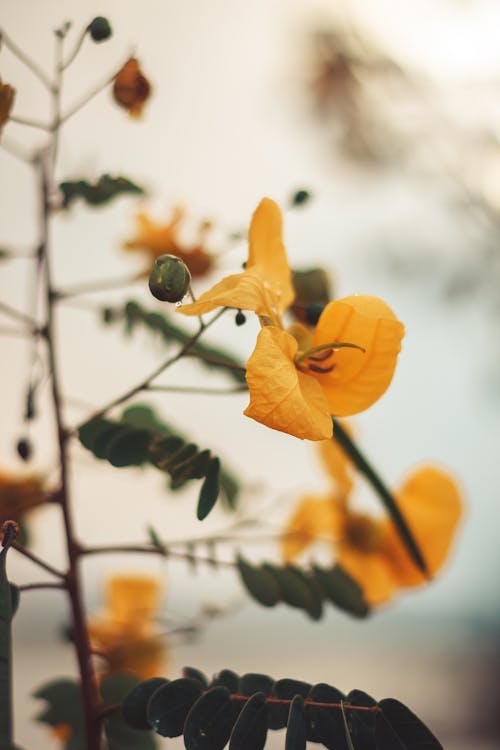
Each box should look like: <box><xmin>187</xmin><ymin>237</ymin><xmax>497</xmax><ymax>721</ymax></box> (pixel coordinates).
<box><xmin>1</xmin><ymin>1</ymin><xmax>500</xmax><ymax>748</ymax></box>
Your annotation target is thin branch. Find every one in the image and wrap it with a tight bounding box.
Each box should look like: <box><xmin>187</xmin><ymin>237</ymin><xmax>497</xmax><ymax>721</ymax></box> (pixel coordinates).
<box><xmin>0</xmin><ymin>300</ymin><xmax>38</xmax><ymax>328</ymax></box>
<box><xmin>80</xmin><ymin>543</ymin><xmax>236</xmax><ymax>569</ymax></box>
<box><xmin>55</xmin><ymin>272</ymin><xmax>143</xmax><ymax>300</ymax></box>
<box><xmin>184</xmin><ymin>350</ymin><xmax>247</xmax><ymax>375</ymax></box>
<box><xmin>0</xmin><ymin>326</ymin><xmax>33</xmax><ymax>339</ymax></box>
<box><xmin>145</xmin><ymin>384</ymin><xmax>248</xmax><ymax>396</ymax></box>
<box><xmin>0</xmin><ymin>137</ymin><xmax>35</xmax><ymax>163</ymax></box>
<box><xmin>59</xmin><ymin>58</ymin><xmax>127</xmax><ymax>124</ymax></box>
<box><xmin>17</xmin><ymin>581</ymin><xmax>66</xmax><ymax>592</ymax></box>
<box><xmin>12</xmin><ymin>542</ymin><xmax>67</xmax><ymax>579</ymax></box>
<box><xmin>61</xmin><ymin>27</ymin><xmax>87</xmax><ymax>71</ymax></box>
<box><xmin>0</xmin><ymin>28</ymin><xmax>53</xmax><ymax>90</ymax></box>
<box><xmin>8</xmin><ymin>115</ymin><xmax>52</xmax><ymax>131</ymax></box>
<box><xmin>78</xmin><ymin>308</ymin><xmax>228</xmax><ymax>427</ymax></box>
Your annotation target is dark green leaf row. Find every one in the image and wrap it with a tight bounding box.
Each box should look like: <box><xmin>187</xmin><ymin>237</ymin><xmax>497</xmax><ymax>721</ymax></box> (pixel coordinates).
<box><xmin>102</xmin><ymin>300</ymin><xmax>247</xmax><ymax>385</ymax></box>
<box><xmin>78</xmin><ymin>404</ymin><xmax>239</xmax><ymax>519</ymax></box>
<box><xmin>59</xmin><ymin>174</ymin><xmax>144</xmax><ymax>208</ymax></box>
<box><xmin>121</xmin><ymin>668</ymin><xmax>444</xmax><ymax>750</ymax></box>
<box><xmin>236</xmin><ymin>556</ymin><xmax>370</xmax><ymax>620</ymax></box>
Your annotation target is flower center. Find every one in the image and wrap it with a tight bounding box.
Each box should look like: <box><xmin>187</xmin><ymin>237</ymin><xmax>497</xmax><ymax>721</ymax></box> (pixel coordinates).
<box><xmin>344</xmin><ymin>512</ymin><xmax>383</xmax><ymax>553</ymax></box>
<box><xmin>294</xmin><ymin>340</ymin><xmax>365</xmax><ymax>375</ymax></box>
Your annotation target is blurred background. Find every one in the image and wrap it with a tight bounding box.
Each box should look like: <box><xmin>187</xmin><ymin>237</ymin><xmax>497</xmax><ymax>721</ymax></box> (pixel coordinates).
<box><xmin>1</xmin><ymin>0</ymin><xmax>500</xmax><ymax>747</ymax></box>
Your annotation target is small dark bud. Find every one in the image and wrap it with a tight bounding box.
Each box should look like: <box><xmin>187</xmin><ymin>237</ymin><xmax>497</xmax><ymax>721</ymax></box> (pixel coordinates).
<box><xmin>291</xmin><ymin>189</ymin><xmax>312</xmax><ymax>207</ymax></box>
<box><xmin>16</xmin><ymin>438</ymin><xmax>32</xmax><ymax>462</ymax></box>
<box><xmin>102</xmin><ymin>306</ymin><xmax>115</xmax><ymax>324</ymax></box>
<box><xmin>148</xmin><ymin>254</ymin><xmax>191</xmax><ymax>303</ymax></box>
<box><xmin>235</xmin><ymin>310</ymin><xmax>246</xmax><ymax>326</ymax></box>
<box><xmin>87</xmin><ymin>16</ymin><xmax>112</xmax><ymax>42</ymax></box>
<box><xmin>305</xmin><ymin>303</ymin><xmax>325</xmax><ymax>326</ymax></box>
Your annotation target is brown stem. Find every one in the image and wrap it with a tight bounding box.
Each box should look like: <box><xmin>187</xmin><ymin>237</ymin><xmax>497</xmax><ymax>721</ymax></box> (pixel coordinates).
<box><xmin>54</xmin><ymin>271</ymin><xmax>144</xmax><ymax>299</ymax></box>
<box><xmin>78</xmin><ymin>308</ymin><xmax>227</xmax><ymax>427</ymax></box>
<box><xmin>12</xmin><ymin>542</ymin><xmax>66</xmax><ymax>579</ymax></box>
<box><xmin>17</xmin><ymin>582</ymin><xmax>66</xmax><ymax>592</ymax></box>
<box><xmin>80</xmin><ymin>543</ymin><xmax>235</xmax><ymax>569</ymax></box>
<box><xmin>38</xmin><ymin>47</ymin><xmax>102</xmax><ymax>745</ymax></box>
<box><xmin>0</xmin><ymin>28</ymin><xmax>54</xmax><ymax>90</ymax></box>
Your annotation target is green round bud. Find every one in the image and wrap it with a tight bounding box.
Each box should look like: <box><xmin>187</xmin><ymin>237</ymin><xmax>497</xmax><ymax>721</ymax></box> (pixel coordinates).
<box><xmin>87</xmin><ymin>16</ymin><xmax>112</xmax><ymax>42</ymax></box>
<box><xmin>148</xmin><ymin>254</ymin><xmax>191</xmax><ymax>303</ymax></box>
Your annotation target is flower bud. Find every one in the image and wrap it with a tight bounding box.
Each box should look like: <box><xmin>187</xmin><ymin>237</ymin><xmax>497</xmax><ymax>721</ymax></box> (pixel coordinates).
<box><xmin>16</xmin><ymin>438</ymin><xmax>32</xmax><ymax>462</ymax></box>
<box><xmin>87</xmin><ymin>17</ymin><xmax>112</xmax><ymax>42</ymax></box>
<box><xmin>148</xmin><ymin>254</ymin><xmax>191</xmax><ymax>303</ymax></box>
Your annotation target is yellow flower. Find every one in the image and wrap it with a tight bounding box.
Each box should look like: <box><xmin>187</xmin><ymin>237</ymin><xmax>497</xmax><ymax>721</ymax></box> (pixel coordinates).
<box><xmin>124</xmin><ymin>207</ymin><xmax>215</xmax><ymax>277</ymax></box>
<box><xmin>282</xmin><ymin>444</ymin><xmax>463</xmax><ymax>605</ymax></box>
<box><xmin>178</xmin><ymin>198</ymin><xmax>404</xmax><ymax>440</ymax></box>
<box><xmin>88</xmin><ymin>575</ymin><xmax>166</xmax><ymax>680</ymax></box>
<box><xmin>0</xmin><ymin>80</ymin><xmax>15</xmax><ymax>133</ymax></box>
<box><xmin>0</xmin><ymin>468</ymin><xmax>46</xmax><ymax>524</ymax></box>
<box><xmin>113</xmin><ymin>58</ymin><xmax>151</xmax><ymax>117</ymax></box>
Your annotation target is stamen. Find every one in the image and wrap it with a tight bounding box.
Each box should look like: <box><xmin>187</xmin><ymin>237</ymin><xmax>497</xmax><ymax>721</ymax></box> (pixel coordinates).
<box><xmin>307</xmin><ymin>363</ymin><xmax>335</xmax><ymax>374</ymax></box>
<box><xmin>308</xmin><ymin>348</ymin><xmax>333</xmax><ymax>362</ymax></box>
<box><xmin>295</xmin><ymin>340</ymin><xmax>365</xmax><ymax>365</ymax></box>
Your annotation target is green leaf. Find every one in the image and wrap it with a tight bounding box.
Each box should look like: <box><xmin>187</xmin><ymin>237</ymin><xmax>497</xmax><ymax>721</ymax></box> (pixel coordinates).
<box><xmin>270</xmin><ymin>679</ymin><xmax>312</xmax><ymax>731</ymax></box>
<box><xmin>122</xmin><ymin>677</ymin><xmax>169</xmax><ymax>730</ymax></box>
<box><xmin>147</xmin><ymin>526</ymin><xmax>164</xmax><ymax>550</ymax></box>
<box><xmin>0</xmin><ymin>546</ymin><xmax>14</xmax><ymax>747</ymax></box>
<box><xmin>268</xmin><ymin>565</ymin><xmax>323</xmax><ymax>620</ymax></box>
<box><xmin>375</xmin><ymin>698</ymin><xmax>443</xmax><ymax>749</ymax></box>
<box><xmin>236</xmin><ymin>557</ymin><xmax>282</xmax><ymax>608</ymax></box>
<box><xmin>332</xmin><ymin>418</ymin><xmax>428</xmax><ymax>576</ymax></box>
<box><xmin>9</xmin><ymin>584</ymin><xmax>19</xmax><ymax>618</ymax></box>
<box><xmin>121</xmin><ymin>404</ymin><xmax>174</xmax><ymax>436</ymax></box>
<box><xmin>105</xmin><ymin>427</ymin><xmax>153</xmax><ymax>467</ymax></box>
<box><xmin>239</xmin><ymin>674</ymin><xmax>274</xmax><ymax>698</ymax></box>
<box><xmin>345</xmin><ymin>689</ymin><xmax>377</xmax><ymax>749</ymax></box>
<box><xmin>229</xmin><ymin>692</ymin><xmax>268</xmax><ymax>750</ymax></box>
<box><xmin>33</xmin><ymin>678</ymin><xmax>84</xmax><ymax>750</ymax></box>
<box><xmin>312</xmin><ymin>564</ymin><xmax>370</xmax><ymax>619</ymax></box>
<box><xmin>210</xmin><ymin>670</ymin><xmax>240</xmax><ymax>694</ymax></box>
<box><xmin>147</xmin><ymin>678</ymin><xmax>203</xmax><ymax>738</ymax></box>
<box><xmin>197</xmin><ymin>457</ymin><xmax>220</xmax><ymax>520</ymax></box>
<box><xmin>59</xmin><ymin>174</ymin><xmax>144</xmax><ymax>208</ymax></box>
<box><xmin>307</xmin><ymin>683</ymin><xmax>347</xmax><ymax>749</ymax></box>
<box><xmin>101</xmin><ymin>673</ymin><xmax>158</xmax><ymax>750</ymax></box>
<box><xmin>285</xmin><ymin>695</ymin><xmax>307</xmax><ymax>750</ymax></box>
<box><xmin>183</xmin><ymin>686</ymin><xmax>235</xmax><ymax>750</ymax></box>
<box><xmin>182</xmin><ymin>667</ymin><xmax>209</xmax><ymax>689</ymax></box>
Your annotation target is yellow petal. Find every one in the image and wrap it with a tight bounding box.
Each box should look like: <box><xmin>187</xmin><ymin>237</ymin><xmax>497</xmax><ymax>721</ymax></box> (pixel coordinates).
<box><xmin>382</xmin><ymin>465</ymin><xmax>463</xmax><ymax>586</ymax></box>
<box><xmin>282</xmin><ymin>495</ymin><xmax>342</xmax><ymax>562</ymax></box>
<box><xmin>311</xmin><ymin>295</ymin><xmax>404</xmax><ymax>416</ymax></box>
<box><xmin>178</xmin><ymin>267</ymin><xmax>269</xmax><ymax>316</ymax></box>
<box><xmin>244</xmin><ymin>327</ymin><xmax>333</xmax><ymax>440</ymax></box>
<box><xmin>337</xmin><ymin>544</ymin><xmax>400</xmax><ymax>606</ymax></box>
<box><xmin>247</xmin><ymin>198</ymin><xmax>295</xmax><ymax>313</ymax></box>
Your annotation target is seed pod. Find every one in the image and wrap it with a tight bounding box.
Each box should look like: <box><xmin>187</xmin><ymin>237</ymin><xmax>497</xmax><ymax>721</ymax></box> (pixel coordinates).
<box><xmin>16</xmin><ymin>438</ymin><xmax>32</xmax><ymax>462</ymax></box>
<box><xmin>87</xmin><ymin>16</ymin><xmax>112</xmax><ymax>42</ymax></box>
<box><xmin>148</xmin><ymin>254</ymin><xmax>191</xmax><ymax>303</ymax></box>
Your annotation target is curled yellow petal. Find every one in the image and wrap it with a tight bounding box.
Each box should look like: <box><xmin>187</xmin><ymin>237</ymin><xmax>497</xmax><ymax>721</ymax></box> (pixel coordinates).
<box><xmin>244</xmin><ymin>327</ymin><xmax>333</xmax><ymax>440</ymax></box>
<box><xmin>317</xmin><ymin>427</ymin><xmax>354</xmax><ymax>499</ymax></box>
<box><xmin>247</xmin><ymin>198</ymin><xmax>294</xmax><ymax>314</ymax></box>
<box><xmin>311</xmin><ymin>295</ymin><xmax>404</xmax><ymax>416</ymax></box>
<box><xmin>282</xmin><ymin>495</ymin><xmax>342</xmax><ymax>562</ymax></box>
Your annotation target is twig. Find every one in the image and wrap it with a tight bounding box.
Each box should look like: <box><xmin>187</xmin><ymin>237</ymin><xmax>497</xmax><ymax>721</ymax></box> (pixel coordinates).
<box><xmin>8</xmin><ymin>115</ymin><xmax>52</xmax><ymax>131</ymax></box>
<box><xmin>0</xmin><ymin>300</ymin><xmax>37</xmax><ymax>328</ymax></box>
<box><xmin>0</xmin><ymin>137</ymin><xmax>35</xmax><ymax>163</ymax></box>
<box><xmin>78</xmin><ymin>308</ymin><xmax>228</xmax><ymax>426</ymax></box>
<box><xmin>12</xmin><ymin>542</ymin><xmax>66</xmax><ymax>579</ymax></box>
<box><xmin>61</xmin><ymin>27</ymin><xmax>87</xmax><ymax>71</ymax></box>
<box><xmin>17</xmin><ymin>581</ymin><xmax>66</xmax><ymax>592</ymax></box>
<box><xmin>59</xmin><ymin>59</ymin><xmax>127</xmax><ymax>125</ymax></box>
<box><xmin>145</xmin><ymin>384</ymin><xmax>248</xmax><ymax>396</ymax></box>
<box><xmin>184</xmin><ymin>350</ymin><xmax>247</xmax><ymax>375</ymax></box>
<box><xmin>0</xmin><ymin>28</ymin><xmax>53</xmax><ymax>90</ymax></box>
<box><xmin>55</xmin><ymin>272</ymin><xmax>143</xmax><ymax>299</ymax></box>
<box><xmin>80</xmin><ymin>543</ymin><xmax>236</xmax><ymax>569</ymax></box>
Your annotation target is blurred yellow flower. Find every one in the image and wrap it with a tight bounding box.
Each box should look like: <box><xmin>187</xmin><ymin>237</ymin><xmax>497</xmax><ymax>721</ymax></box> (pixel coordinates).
<box><xmin>113</xmin><ymin>58</ymin><xmax>151</xmax><ymax>117</ymax></box>
<box><xmin>0</xmin><ymin>80</ymin><xmax>15</xmax><ymax>133</ymax></box>
<box><xmin>282</xmin><ymin>442</ymin><xmax>463</xmax><ymax>605</ymax></box>
<box><xmin>88</xmin><ymin>575</ymin><xmax>166</xmax><ymax>680</ymax></box>
<box><xmin>0</xmin><ymin>468</ymin><xmax>47</xmax><ymax>526</ymax></box>
<box><xmin>178</xmin><ymin>198</ymin><xmax>404</xmax><ymax>440</ymax></box>
<box><xmin>124</xmin><ymin>206</ymin><xmax>215</xmax><ymax>277</ymax></box>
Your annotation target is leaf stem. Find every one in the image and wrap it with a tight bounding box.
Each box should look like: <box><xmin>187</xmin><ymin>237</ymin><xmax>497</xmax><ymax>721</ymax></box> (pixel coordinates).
<box><xmin>331</xmin><ymin>418</ymin><xmax>428</xmax><ymax>575</ymax></box>
<box><xmin>11</xmin><ymin>542</ymin><xmax>66</xmax><ymax>579</ymax></box>
<box><xmin>0</xmin><ymin>28</ymin><xmax>54</xmax><ymax>90</ymax></box>
<box><xmin>78</xmin><ymin>308</ymin><xmax>228</xmax><ymax>426</ymax></box>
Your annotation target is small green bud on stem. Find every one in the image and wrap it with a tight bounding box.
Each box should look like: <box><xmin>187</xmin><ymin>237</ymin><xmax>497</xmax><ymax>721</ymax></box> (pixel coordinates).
<box><xmin>148</xmin><ymin>254</ymin><xmax>192</xmax><ymax>303</ymax></box>
<box><xmin>87</xmin><ymin>17</ymin><xmax>112</xmax><ymax>42</ymax></box>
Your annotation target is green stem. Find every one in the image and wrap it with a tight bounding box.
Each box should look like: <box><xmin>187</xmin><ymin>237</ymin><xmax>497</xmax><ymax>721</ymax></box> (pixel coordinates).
<box><xmin>331</xmin><ymin>418</ymin><xmax>428</xmax><ymax>575</ymax></box>
<box><xmin>0</xmin><ymin>523</ymin><xmax>17</xmax><ymax>750</ymax></box>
